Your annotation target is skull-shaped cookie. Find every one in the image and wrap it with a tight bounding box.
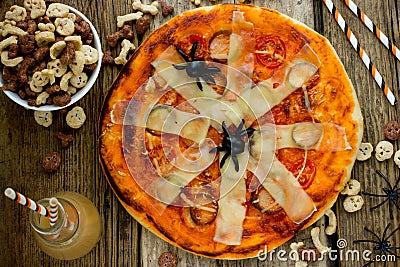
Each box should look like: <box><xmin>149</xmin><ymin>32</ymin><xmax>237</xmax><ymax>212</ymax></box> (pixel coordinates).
<box><xmin>34</xmin><ymin>110</ymin><xmax>52</xmax><ymax>127</ymax></box>
<box><xmin>384</xmin><ymin>120</ymin><xmax>400</xmax><ymax>141</ymax></box>
<box><xmin>356</xmin><ymin>142</ymin><xmax>373</xmax><ymax>161</ymax></box>
<box><xmin>375</xmin><ymin>141</ymin><xmax>394</xmax><ymax>161</ymax></box>
<box><xmin>42</xmin><ymin>151</ymin><xmax>61</xmax><ymax>173</ymax></box>
<box><xmin>394</xmin><ymin>150</ymin><xmax>400</xmax><ymax>168</ymax></box>
<box><xmin>341</xmin><ymin>179</ymin><xmax>361</xmax><ymax>195</ymax></box>
<box><xmin>343</xmin><ymin>195</ymin><xmax>364</xmax><ymax>212</ymax></box>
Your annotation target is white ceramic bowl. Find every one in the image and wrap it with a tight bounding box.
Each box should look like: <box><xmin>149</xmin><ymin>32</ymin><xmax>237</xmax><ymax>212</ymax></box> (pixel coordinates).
<box><xmin>0</xmin><ymin>6</ymin><xmax>102</xmax><ymax>111</ymax></box>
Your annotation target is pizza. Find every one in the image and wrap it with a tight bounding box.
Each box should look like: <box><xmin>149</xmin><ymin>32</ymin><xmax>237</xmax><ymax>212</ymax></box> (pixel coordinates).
<box><xmin>99</xmin><ymin>4</ymin><xmax>363</xmax><ymax>259</ymax></box>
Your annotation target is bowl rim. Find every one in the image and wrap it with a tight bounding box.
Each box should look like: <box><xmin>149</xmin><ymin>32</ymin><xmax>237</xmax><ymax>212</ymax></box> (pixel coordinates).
<box><xmin>1</xmin><ymin>5</ymin><xmax>103</xmax><ymax>111</ymax></box>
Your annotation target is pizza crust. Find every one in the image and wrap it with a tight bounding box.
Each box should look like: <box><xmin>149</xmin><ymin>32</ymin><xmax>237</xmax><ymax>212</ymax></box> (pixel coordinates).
<box><xmin>99</xmin><ymin>4</ymin><xmax>363</xmax><ymax>259</ymax></box>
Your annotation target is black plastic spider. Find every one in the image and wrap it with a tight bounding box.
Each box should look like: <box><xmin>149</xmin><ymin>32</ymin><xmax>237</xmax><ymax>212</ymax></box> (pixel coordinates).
<box><xmin>210</xmin><ymin>120</ymin><xmax>255</xmax><ymax>172</ymax></box>
<box><xmin>353</xmin><ymin>223</ymin><xmax>400</xmax><ymax>267</ymax></box>
<box><xmin>173</xmin><ymin>41</ymin><xmax>220</xmax><ymax>91</ymax></box>
<box><xmin>362</xmin><ymin>170</ymin><xmax>400</xmax><ymax>220</ymax></box>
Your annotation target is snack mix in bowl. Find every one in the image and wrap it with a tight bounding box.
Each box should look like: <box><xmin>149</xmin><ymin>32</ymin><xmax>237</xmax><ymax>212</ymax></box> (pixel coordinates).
<box><xmin>0</xmin><ymin>1</ymin><xmax>102</xmax><ymax>111</ymax></box>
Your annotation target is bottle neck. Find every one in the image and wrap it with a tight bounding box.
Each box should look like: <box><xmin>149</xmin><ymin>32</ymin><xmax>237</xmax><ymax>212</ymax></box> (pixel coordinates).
<box><xmin>29</xmin><ymin>198</ymin><xmax>79</xmax><ymax>243</ymax></box>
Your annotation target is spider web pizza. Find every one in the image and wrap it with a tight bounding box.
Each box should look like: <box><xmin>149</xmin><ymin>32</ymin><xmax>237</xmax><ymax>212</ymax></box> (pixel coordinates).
<box><xmin>99</xmin><ymin>4</ymin><xmax>363</xmax><ymax>259</ymax></box>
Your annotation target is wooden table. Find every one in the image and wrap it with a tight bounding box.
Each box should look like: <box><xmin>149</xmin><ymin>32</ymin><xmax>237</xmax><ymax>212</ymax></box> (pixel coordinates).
<box><xmin>1</xmin><ymin>0</ymin><xmax>399</xmax><ymax>266</ymax></box>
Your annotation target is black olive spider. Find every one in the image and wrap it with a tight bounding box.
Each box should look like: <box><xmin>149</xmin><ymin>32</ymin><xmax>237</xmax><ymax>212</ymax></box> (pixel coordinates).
<box><xmin>210</xmin><ymin>120</ymin><xmax>255</xmax><ymax>172</ymax></box>
<box><xmin>353</xmin><ymin>223</ymin><xmax>400</xmax><ymax>267</ymax></box>
<box><xmin>173</xmin><ymin>41</ymin><xmax>220</xmax><ymax>91</ymax></box>
<box><xmin>362</xmin><ymin>170</ymin><xmax>400</xmax><ymax>220</ymax></box>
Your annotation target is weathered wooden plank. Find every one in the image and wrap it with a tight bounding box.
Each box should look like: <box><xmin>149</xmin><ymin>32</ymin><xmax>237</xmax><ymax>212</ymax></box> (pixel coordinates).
<box><xmin>321</xmin><ymin>0</ymin><xmax>399</xmax><ymax>266</ymax></box>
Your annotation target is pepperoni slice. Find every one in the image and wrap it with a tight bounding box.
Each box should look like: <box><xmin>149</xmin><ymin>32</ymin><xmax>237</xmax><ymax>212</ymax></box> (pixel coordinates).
<box><xmin>255</xmin><ymin>35</ymin><xmax>286</xmax><ymax>68</ymax></box>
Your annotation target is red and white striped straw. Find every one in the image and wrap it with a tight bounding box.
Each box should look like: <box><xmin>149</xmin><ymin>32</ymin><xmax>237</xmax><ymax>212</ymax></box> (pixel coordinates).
<box><xmin>49</xmin><ymin>197</ymin><xmax>59</xmax><ymax>226</ymax></box>
<box><xmin>343</xmin><ymin>0</ymin><xmax>400</xmax><ymax>62</ymax></box>
<box><xmin>4</xmin><ymin>187</ymin><xmax>49</xmax><ymax>217</ymax></box>
<box><xmin>322</xmin><ymin>0</ymin><xmax>396</xmax><ymax>105</ymax></box>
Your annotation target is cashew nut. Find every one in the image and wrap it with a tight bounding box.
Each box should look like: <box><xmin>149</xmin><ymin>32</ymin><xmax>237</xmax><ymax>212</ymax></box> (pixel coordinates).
<box><xmin>114</xmin><ymin>39</ymin><xmax>135</xmax><ymax>65</ymax></box>
<box><xmin>324</xmin><ymin>209</ymin><xmax>337</xmax><ymax>235</ymax></box>
<box><xmin>0</xmin><ymin>35</ymin><xmax>18</xmax><ymax>52</ymax></box>
<box><xmin>132</xmin><ymin>0</ymin><xmax>159</xmax><ymax>15</ymax></box>
<box><xmin>5</xmin><ymin>5</ymin><xmax>27</xmax><ymax>22</ymax></box>
<box><xmin>311</xmin><ymin>227</ymin><xmax>330</xmax><ymax>254</ymax></box>
<box><xmin>1</xmin><ymin>51</ymin><xmax>23</xmax><ymax>67</ymax></box>
<box><xmin>117</xmin><ymin>11</ymin><xmax>143</xmax><ymax>28</ymax></box>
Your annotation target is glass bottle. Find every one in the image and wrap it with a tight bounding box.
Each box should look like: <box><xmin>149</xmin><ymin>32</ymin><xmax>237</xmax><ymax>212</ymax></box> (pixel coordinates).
<box><xmin>29</xmin><ymin>192</ymin><xmax>102</xmax><ymax>260</ymax></box>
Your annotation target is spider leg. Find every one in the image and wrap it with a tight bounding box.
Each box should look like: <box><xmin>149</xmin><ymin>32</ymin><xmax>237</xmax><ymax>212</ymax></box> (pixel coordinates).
<box><xmin>363</xmin><ymin>191</ymin><xmax>387</xmax><ymax>197</ymax></box>
<box><xmin>202</xmin><ymin>73</ymin><xmax>216</xmax><ymax>84</ymax></box>
<box><xmin>219</xmin><ymin>152</ymin><xmax>230</xmax><ymax>169</ymax></box>
<box><xmin>173</xmin><ymin>64</ymin><xmax>187</xmax><ymax>70</ymax></box>
<box><xmin>393</xmin><ymin>176</ymin><xmax>400</xmax><ymax>190</ymax></box>
<box><xmin>385</xmin><ymin>225</ymin><xmax>400</xmax><ymax>240</ymax></box>
<box><xmin>196</xmin><ymin>77</ymin><xmax>203</xmax><ymax>91</ymax></box>
<box><xmin>232</xmin><ymin>155</ymin><xmax>239</xmax><ymax>172</ymax></box>
<box><xmin>376</xmin><ymin>170</ymin><xmax>394</xmax><ymax>191</ymax></box>
<box><xmin>176</xmin><ymin>48</ymin><xmax>190</xmax><ymax>62</ymax></box>
<box><xmin>364</xmin><ymin>227</ymin><xmax>382</xmax><ymax>241</ymax></box>
<box><xmin>353</xmin><ymin>239</ymin><xmax>380</xmax><ymax>245</ymax></box>
<box><xmin>241</xmin><ymin>128</ymin><xmax>255</xmax><ymax>137</ymax></box>
<box><xmin>210</xmin><ymin>147</ymin><xmax>225</xmax><ymax>153</ymax></box>
<box><xmin>222</xmin><ymin>121</ymin><xmax>229</xmax><ymax>135</ymax></box>
<box><xmin>382</xmin><ymin>223</ymin><xmax>392</xmax><ymax>240</ymax></box>
<box><xmin>190</xmin><ymin>41</ymin><xmax>198</xmax><ymax>60</ymax></box>
<box><xmin>370</xmin><ymin>198</ymin><xmax>389</xmax><ymax>211</ymax></box>
<box><xmin>206</xmin><ymin>66</ymin><xmax>221</xmax><ymax>73</ymax></box>
<box><xmin>389</xmin><ymin>202</ymin><xmax>394</xmax><ymax>220</ymax></box>
<box><xmin>235</xmin><ymin>119</ymin><xmax>244</xmax><ymax>137</ymax></box>
<box><xmin>393</xmin><ymin>199</ymin><xmax>400</xmax><ymax>210</ymax></box>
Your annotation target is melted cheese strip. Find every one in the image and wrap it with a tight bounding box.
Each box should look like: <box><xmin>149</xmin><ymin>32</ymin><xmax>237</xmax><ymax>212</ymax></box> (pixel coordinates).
<box><xmin>253</xmin><ymin>122</ymin><xmax>351</xmax><ymax>151</ymax></box>
<box><xmin>151</xmin><ymin>46</ymin><xmax>222</xmax><ymax>100</ymax></box>
<box><xmin>146</xmin><ymin>104</ymin><xmax>210</xmax><ymax>143</ymax></box>
<box><xmin>187</xmin><ymin>97</ymin><xmax>244</xmax><ymax>132</ymax></box>
<box><xmin>247</xmin><ymin>124</ymin><xmax>316</xmax><ymax>224</ymax></box>
<box><xmin>214</xmin><ymin>148</ymin><xmax>249</xmax><ymax>245</ymax></box>
<box><xmin>248</xmin><ymin>157</ymin><xmax>316</xmax><ymax>224</ymax></box>
<box><xmin>239</xmin><ymin>44</ymin><xmax>321</xmax><ymax>125</ymax></box>
<box><xmin>225</xmin><ymin>11</ymin><xmax>255</xmax><ymax>100</ymax></box>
